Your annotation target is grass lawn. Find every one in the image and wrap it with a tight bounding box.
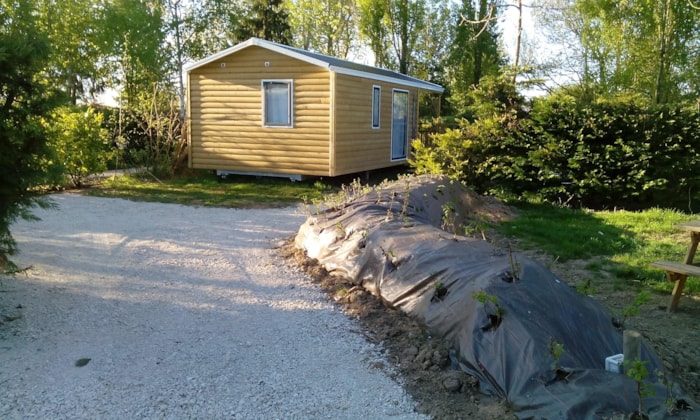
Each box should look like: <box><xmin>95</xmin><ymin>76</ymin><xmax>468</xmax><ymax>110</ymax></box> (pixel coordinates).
<box><xmin>496</xmin><ymin>202</ymin><xmax>700</xmax><ymax>294</ymax></box>
<box><xmin>86</xmin><ymin>171</ymin><xmax>332</xmax><ymax>208</ymax></box>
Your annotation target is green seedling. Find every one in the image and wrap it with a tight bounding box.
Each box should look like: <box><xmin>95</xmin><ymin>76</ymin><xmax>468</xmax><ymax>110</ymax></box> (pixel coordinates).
<box><xmin>549</xmin><ymin>338</ymin><xmax>564</xmax><ymax>372</ymax></box>
<box><xmin>624</xmin><ymin>359</ymin><xmax>654</xmax><ymax>418</ymax></box>
<box><xmin>618</xmin><ymin>290</ymin><xmax>651</xmax><ymax>329</ymax></box>
<box><xmin>472</xmin><ymin>290</ymin><xmax>504</xmax><ymax>330</ymax></box>
<box><xmin>432</xmin><ymin>281</ymin><xmax>449</xmax><ymax>302</ymax></box>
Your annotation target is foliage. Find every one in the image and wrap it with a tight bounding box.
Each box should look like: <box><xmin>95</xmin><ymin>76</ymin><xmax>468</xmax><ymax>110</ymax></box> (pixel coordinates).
<box><xmin>286</xmin><ymin>0</ymin><xmax>358</xmax><ymax>58</ymax></box>
<box><xmin>538</xmin><ymin>0</ymin><xmax>700</xmax><ymax>106</ymax></box>
<box><xmin>621</xmin><ymin>290</ymin><xmax>651</xmax><ymax>328</ymax></box>
<box><xmin>411</xmin><ymin>73</ymin><xmax>527</xmax><ymax>188</ymax></box>
<box><xmin>235</xmin><ymin>0</ymin><xmax>292</xmax><ymax>44</ymax></box>
<box><xmin>357</xmin><ymin>0</ymin><xmax>391</xmax><ymax>68</ymax></box>
<box><xmin>524</xmin><ymin>93</ymin><xmax>700</xmax><ymax>209</ymax></box>
<box><xmin>357</xmin><ymin>0</ymin><xmax>428</xmax><ymax>75</ymax></box>
<box><xmin>549</xmin><ymin>338</ymin><xmax>564</xmax><ymax>371</ymax></box>
<box><xmin>0</xmin><ymin>1</ymin><xmax>61</xmax><ymax>271</ymax></box>
<box><xmin>43</xmin><ymin>106</ymin><xmax>111</xmax><ymax>188</ymax></box>
<box><xmin>412</xmin><ymin>79</ymin><xmax>700</xmax><ymax>210</ymax></box>
<box><xmin>99</xmin><ymin>0</ymin><xmax>167</xmax><ymax>104</ymax></box>
<box><xmin>446</xmin><ymin>0</ymin><xmax>501</xmax><ymax>115</ymax></box>
<box><xmin>34</xmin><ymin>0</ymin><xmax>105</xmax><ymax>104</ymax></box>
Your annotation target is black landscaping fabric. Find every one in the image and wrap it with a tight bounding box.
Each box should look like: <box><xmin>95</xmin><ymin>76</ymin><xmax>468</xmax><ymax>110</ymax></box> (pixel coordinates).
<box><xmin>295</xmin><ymin>175</ymin><xmax>695</xmax><ymax>419</ymax></box>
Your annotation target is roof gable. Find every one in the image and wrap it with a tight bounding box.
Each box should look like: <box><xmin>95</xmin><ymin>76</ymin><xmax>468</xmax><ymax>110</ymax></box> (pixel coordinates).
<box><xmin>185</xmin><ymin>38</ymin><xmax>444</xmax><ymax>93</ymax></box>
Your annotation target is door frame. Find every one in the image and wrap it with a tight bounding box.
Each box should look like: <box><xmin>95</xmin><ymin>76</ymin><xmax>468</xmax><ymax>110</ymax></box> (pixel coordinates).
<box><xmin>390</xmin><ymin>89</ymin><xmax>409</xmax><ymax>161</ymax></box>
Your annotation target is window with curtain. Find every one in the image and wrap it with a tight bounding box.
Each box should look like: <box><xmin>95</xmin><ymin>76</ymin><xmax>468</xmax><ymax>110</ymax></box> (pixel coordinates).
<box><xmin>262</xmin><ymin>80</ymin><xmax>292</xmax><ymax>127</ymax></box>
<box><xmin>372</xmin><ymin>85</ymin><xmax>381</xmax><ymax>129</ymax></box>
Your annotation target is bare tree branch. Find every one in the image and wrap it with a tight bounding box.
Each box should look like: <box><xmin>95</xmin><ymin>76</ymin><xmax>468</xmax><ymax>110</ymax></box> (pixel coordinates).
<box><xmin>460</xmin><ymin>5</ymin><xmax>496</xmax><ymax>40</ymax></box>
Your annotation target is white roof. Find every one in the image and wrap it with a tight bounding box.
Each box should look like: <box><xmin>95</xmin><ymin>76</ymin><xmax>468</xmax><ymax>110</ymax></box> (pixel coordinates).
<box><xmin>185</xmin><ymin>38</ymin><xmax>444</xmax><ymax>94</ymax></box>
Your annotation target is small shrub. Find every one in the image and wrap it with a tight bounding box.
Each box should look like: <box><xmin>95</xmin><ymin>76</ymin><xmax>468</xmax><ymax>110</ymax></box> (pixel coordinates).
<box><xmin>43</xmin><ymin>106</ymin><xmax>111</xmax><ymax>188</ymax></box>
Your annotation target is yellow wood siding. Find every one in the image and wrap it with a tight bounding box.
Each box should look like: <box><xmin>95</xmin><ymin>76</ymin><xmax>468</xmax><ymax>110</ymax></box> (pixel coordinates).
<box><xmin>331</xmin><ymin>73</ymin><xmax>418</xmax><ymax>175</ymax></box>
<box><xmin>188</xmin><ymin>46</ymin><xmax>331</xmax><ymax>176</ymax></box>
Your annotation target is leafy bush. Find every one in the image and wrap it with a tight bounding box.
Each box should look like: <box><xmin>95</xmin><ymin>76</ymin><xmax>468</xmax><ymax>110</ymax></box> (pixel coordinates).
<box><xmin>523</xmin><ymin>94</ymin><xmax>700</xmax><ymax>209</ymax></box>
<box><xmin>43</xmin><ymin>106</ymin><xmax>111</xmax><ymax>188</ymax></box>
<box><xmin>412</xmin><ymin>84</ymin><xmax>700</xmax><ymax>210</ymax></box>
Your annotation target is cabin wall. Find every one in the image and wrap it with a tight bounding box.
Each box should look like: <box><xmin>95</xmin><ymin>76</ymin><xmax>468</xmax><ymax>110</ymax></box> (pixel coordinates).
<box><xmin>332</xmin><ymin>73</ymin><xmax>419</xmax><ymax>176</ymax></box>
<box><xmin>188</xmin><ymin>46</ymin><xmax>331</xmax><ymax>176</ymax></box>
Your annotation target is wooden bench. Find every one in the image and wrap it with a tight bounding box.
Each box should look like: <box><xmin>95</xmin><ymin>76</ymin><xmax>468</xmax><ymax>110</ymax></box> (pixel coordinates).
<box><xmin>650</xmin><ymin>260</ymin><xmax>700</xmax><ymax>312</ymax></box>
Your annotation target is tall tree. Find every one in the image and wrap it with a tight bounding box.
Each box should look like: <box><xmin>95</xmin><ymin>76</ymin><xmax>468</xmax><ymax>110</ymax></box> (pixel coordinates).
<box><xmin>0</xmin><ymin>1</ymin><xmax>61</xmax><ymax>270</ymax></box>
<box><xmin>159</xmin><ymin>0</ymin><xmax>243</xmax><ymax>118</ymax></box>
<box><xmin>35</xmin><ymin>0</ymin><xmax>104</xmax><ymax>104</ymax></box>
<box><xmin>358</xmin><ymin>0</ymin><xmax>392</xmax><ymax>68</ymax></box>
<box><xmin>446</xmin><ymin>0</ymin><xmax>501</xmax><ymax>114</ymax></box>
<box><xmin>538</xmin><ymin>0</ymin><xmax>700</xmax><ymax>104</ymax></box>
<box><xmin>412</xmin><ymin>0</ymin><xmax>452</xmax><ymax>82</ymax></box>
<box><xmin>534</xmin><ymin>0</ymin><xmax>593</xmax><ymax>88</ymax></box>
<box><xmin>235</xmin><ymin>0</ymin><xmax>292</xmax><ymax>44</ymax></box>
<box><xmin>358</xmin><ymin>0</ymin><xmax>428</xmax><ymax>75</ymax></box>
<box><xmin>286</xmin><ymin>0</ymin><xmax>358</xmax><ymax>58</ymax></box>
<box><xmin>99</xmin><ymin>0</ymin><xmax>166</xmax><ymax>105</ymax></box>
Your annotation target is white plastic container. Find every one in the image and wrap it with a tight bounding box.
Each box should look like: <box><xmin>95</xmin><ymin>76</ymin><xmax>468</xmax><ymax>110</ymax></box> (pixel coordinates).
<box><xmin>605</xmin><ymin>354</ymin><xmax>624</xmax><ymax>373</ymax></box>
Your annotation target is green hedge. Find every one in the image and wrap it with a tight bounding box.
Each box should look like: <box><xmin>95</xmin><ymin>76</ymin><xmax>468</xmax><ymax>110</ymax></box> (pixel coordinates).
<box><xmin>412</xmin><ymin>93</ymin><xmax>700</xmax><ymax>210</ymax></box>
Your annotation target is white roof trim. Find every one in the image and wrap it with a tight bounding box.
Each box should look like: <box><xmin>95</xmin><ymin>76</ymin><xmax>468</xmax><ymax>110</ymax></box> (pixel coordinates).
<box><xmin>185</xmin><ymin>38</ymin><xmax>444</xmax><ymax>93</ymax></box>
<box><xmin>330</xmin><ymin>66</ymin><xmax>443</xmax><ymax>93</ymax></box>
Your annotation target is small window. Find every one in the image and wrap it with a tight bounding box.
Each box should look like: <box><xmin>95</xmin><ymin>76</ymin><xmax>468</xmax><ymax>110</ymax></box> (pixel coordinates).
<box><xmin>262</xmin><ymin>80</ymin><xmax>293</xmax><ymax>127</ymax></box>
<box><xmin>372</xmin><ymin>85</ymin><xmax>381</xmax><ymax>129</ymax></box>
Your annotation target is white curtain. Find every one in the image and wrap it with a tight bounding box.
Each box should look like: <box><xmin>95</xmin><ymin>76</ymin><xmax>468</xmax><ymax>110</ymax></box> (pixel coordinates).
<box><xmin>264</xmin><ymin>82</ymin><xmax>290</xmax><ymax>125</ymax></box>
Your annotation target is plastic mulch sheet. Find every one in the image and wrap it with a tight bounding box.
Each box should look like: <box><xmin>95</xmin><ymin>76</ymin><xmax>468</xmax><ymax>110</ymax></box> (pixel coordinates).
<box><xmin>295</xmin><ymin>175</ymin><xmax>695</xmax><ymax>419</ymax></box>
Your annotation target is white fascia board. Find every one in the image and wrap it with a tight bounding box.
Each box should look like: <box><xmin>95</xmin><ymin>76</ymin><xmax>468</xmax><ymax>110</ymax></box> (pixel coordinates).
<box><xmin>331</xmin><ymin>66</ymin><xmax>444</xmax><ymax>93</ymax></box>
<box><xmin>184</xmin><ymin>39</ymin><xmax>254</xmax><ymax>72</ymax></box>
<box><xmin>255</xmin><ymin>42</ymin><xmax>333</xmax><ymax>70</ymax></box>
<box><xmin>184</xmin><ymin>38</ymin><xmax>331</xmax><ymax>73</ymax></box>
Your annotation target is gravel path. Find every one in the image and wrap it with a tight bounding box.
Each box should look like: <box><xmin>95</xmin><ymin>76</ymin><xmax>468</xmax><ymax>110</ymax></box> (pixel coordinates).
<box><xmin>0</xmin><ymin>194</ymin><xmax>423</xmax><ymax>419</ymax></box>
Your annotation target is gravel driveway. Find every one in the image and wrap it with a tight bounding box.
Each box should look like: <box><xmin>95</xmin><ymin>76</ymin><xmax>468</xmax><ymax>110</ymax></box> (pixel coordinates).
<box><xmin>0</xmin><ymin>194</ymin><xmax>423</xmax><ymax>419</ymax></box>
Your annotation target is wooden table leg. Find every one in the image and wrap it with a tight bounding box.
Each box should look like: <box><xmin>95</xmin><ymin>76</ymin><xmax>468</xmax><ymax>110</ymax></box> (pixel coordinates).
<box><xmin>667</xmin><ymin>272</ymin><xmax>687</xmax><ymax>312</ymax></box>
<box><xmin>684</xmin><ymin>232</ymin><xmax>700</xmax><ymax>264</ymax></box>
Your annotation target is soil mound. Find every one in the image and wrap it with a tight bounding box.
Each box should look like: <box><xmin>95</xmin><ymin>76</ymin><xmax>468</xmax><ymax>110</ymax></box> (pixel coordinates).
<box><xmin>295</xmin><ymin>175</ymin><xmax>695</xmax><ymax>419</ymax></box>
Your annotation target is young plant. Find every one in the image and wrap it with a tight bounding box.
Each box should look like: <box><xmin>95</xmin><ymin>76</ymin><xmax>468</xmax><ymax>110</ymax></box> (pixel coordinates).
<box><xmin>549</xmin><ymin>338</ymin><xmax>564</xmax><ymax>372</ymax></box>
<box><xmin>441</xmin><ymin>201</ymin><xmax>458</xmax><ymax>239</ymax></box>
<box><xmin>625</xmin><ymin>359</ymin><xmax>654</xmax><ymax>418</ymax></box>
<box><xmin>335</xmin><ymin>221</ymin><xmax>345</xmax><ymax>239</ymax></box>
<box><xmin>575</xmin><ymin>278</ymin><xmax>596</xmax><ymax>296</ymax></box>
<box><xmin>400</xmin><ymin>179</ymin><xmax>411</xmax><ymax>222</ymax></box>
<box><xmin>472</xmin><ymin>290</ymin><xmax>504</xmax><ymax>330</ymax></box>
<box><xmin>506</xmin><ymin>242</ymin><xmax>521</xmax><ymax>282</ymax></box>
<box><xmin>464</xmin><ymin>214</ymin><xmax>488</xmax><ymax>240</ymax></box>
<box><xmin>618</xmin><ymin>290</ymin><xmax>651</xmax><ymax>329</ymax></box>
<box><xmin>432</xmin><ymin>280</ymin><xmax>448</xmax><ymax>302</ymax></box>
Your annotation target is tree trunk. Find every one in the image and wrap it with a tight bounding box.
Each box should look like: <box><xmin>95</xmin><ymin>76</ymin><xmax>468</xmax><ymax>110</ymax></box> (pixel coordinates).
<box><xmin>473</xmin><ymin>0</ymin><xmax>489</xmax><ymax>84</ymax></box>
<box><xmin>512</xmin><ymin>0</ymin><xmax>522</xmax><ymax>84</ymax></box>
<box><xmin>654</xmin><ymin>0</ymin><xmax>672</xmax><ymax>104</ymax></box>
<box><xmin>399</xmin><ymin>0</ymin><xmax>409</xmax><ymax>74</ymax></box>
